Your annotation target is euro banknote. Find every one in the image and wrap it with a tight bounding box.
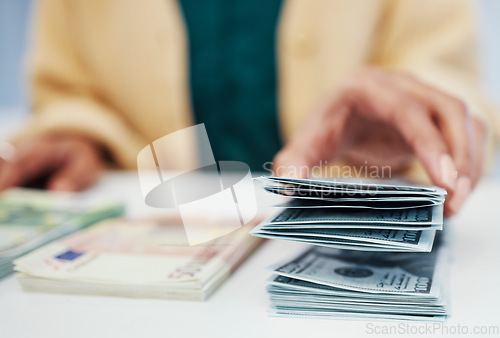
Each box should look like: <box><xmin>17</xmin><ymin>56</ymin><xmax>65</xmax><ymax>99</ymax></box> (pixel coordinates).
<box><xmin>14</xmin><ymin>216</ymin><xmax>262</xmax><ymax>300</ymax></box>
<box><xmin>0</xmin><ymin>189</ymin><xmax>124</xmax><ymax>278</ymax></box>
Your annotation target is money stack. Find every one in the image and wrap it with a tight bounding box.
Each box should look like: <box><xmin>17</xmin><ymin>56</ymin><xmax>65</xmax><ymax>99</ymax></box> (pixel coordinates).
<box><xmin>14</xmin><ymin>217</ymin><xmax>262</xmax><ymax>300</ymax></box>
<box><xmin>266</xmin><ymin>246</ymin><xmax>448</xmax><ymax>321</ymax></box>
<box><xmin>251</xmin><ymin>177</ymin><xmax>446</xmax><ymax>252</ymax></box>
<box><xmin>251</xmin><ymin>177</ymin><xmax>449</xmax><ymax>320</ymax></box>
<box><xmin>0</xmin><ymin>189</ymin><xmax>124</xmax><ymax>278</ymax></box>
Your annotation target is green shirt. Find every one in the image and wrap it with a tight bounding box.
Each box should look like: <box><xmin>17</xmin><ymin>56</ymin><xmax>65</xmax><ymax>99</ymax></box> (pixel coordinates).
<box><xmin>179</xmin><ymin>0</ymin><xmax>283</xmax><ymax>171</ymax></box>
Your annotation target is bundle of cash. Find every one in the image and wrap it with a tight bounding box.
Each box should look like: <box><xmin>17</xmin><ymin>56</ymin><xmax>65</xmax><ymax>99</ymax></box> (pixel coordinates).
<box><xmin>266</xmin><ymin>246</ymin><xmax>449</xmax><ymax>321</ymax></box>
<box><xmin>251</xmin><ymin>177</ymin><xmax>446</xmax><ymax>252</ymax></box>
<box><xmin>14</xmin><ymin>217</ymin><xmax>262</xmax><ymax>300</ymax></box>
<box><xmin>0</xmin><ymin>189</ymin><xmax>124</xmax><ymax>279</ymax></box>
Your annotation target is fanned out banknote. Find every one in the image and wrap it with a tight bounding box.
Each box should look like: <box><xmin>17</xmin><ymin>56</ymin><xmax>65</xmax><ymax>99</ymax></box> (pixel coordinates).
<box><xmin>0</xmin><ymin>189</ymin><xmax>124</xmax><ymax>278</ymax></box>
<box><xmin>14</xmin><ymin>217</ymin><xmax>262</xmax><ymax>300</ymax></box>
<box><xmin>250</xmin><ymin>177</ymin><xmax>446</xmax><ymax>252</ymax></box>
<box><xmin>266</xmin><ymin>245</ymin><xmax>449</xmax><ymax>321</ymax></box>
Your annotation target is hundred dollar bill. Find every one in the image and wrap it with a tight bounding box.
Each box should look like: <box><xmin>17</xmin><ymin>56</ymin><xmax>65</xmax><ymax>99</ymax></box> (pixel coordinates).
<box><xmin>250</xmin><ymin>225</ymin><xmax>436</xmax><ymax>252</ymax></box>
<box><xmin>264</xmin><ymin>185</ymin><xmax>444</xmax><ymax>198</ymax></box>
<box><xmin>278</xmin><ymin>198</ymin><xmax>441</xmax><ymax>209</ymax></box>
<box><xmin>259</xmin><ymin>176</ymin><xmax>445</xmax><ymax>207</ymax></box>
<box><xmin>259</xmin><ymin>206</ymin><xmax>443</xmax><ymax>232</ymax></box>
<box><xmin>267</xmin><ymin>275</ymin><xmax>439</xmax><ymax>302</ymax></box>
<box><xmin>264</xmin><ymin>245</ymin><xmax>449</xmax><ymax>321</ymax></box>
<box><xmin>267</xmin><ymin>206</ymin><xmax>442</xmax><ymax>226</ymax></box>
<box><xmin>252</xmin><ymin>177</ymin><xmax>445</xmax><ymax>251</ymax></box>
<box><xmin>260</xmin><ymin>177</ymin><xmax>447</xmax><ymax>195</ymax></box>
<box><xmin>271</xmin><ymin>246</ymin><xmax>445</xmax><ymax>296</ymax></box>
<box><xmin>267</xmin><ymin>308</ymin><xmax>446</xmax><ymax>321</ymax></box>
<box><xmin>269</xmin><ymin>301</ymin><xmax>446</xmax><ymax>315</ymax></box>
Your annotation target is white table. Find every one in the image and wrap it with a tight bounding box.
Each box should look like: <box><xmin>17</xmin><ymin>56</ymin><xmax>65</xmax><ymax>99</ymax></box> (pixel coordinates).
<box><xmin>1</xmin><ymin>169</ymin><xmax>500</xmax><ymax>338</ymax></box>
<box><xmin>1</xmin><ymin>105</ymin><xmax>500</xmax><ymax>338</ymax></box>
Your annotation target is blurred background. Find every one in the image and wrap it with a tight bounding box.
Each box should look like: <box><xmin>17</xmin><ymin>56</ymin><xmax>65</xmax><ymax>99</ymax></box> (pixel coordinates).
<box><xmin>1</xmin><ymin>0</ymin><xmax>500</xmax><ymax>111</ymax></box>
<box><xmin>0</xmin><ymin>0</ymin><xmax>499</xmax><ymax>146</ymax></box>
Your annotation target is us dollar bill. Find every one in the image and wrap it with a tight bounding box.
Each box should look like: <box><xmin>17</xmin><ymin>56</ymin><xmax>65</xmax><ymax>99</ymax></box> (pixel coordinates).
<box><xmin>252</xmin><ymin>177</ymin><xmax>445</xmax><ymax>252</ymax></box>
<box><xmin>271</xmin><ymin>246</ymin><xmax>445</xmax><ymax>296</ymax></box>
<box><xmin>250</xmin><ymin>225</ymin><xmax>436</xmax><ymax>252</ymax></box>
<box><xmin>268</xmin><ymin>206</ymin><xmax>442</xmax><ymax>226</ymax></box>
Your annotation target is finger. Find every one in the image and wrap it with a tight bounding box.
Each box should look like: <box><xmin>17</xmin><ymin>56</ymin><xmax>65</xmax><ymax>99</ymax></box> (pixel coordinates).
<box><xmin>273</xmin><ymin>96</ymin><xmax>351</xmax><ymax>178</ymax></box>
<box><xmin>393</xmin><ymin>73</ymin><xmax>473</xmax><ymax>179</ymax></box>
<box><xmin>0</xmin><ymin>141</ymin><xmax>65</xmax><ymax>190</ymax></box>
<box><xmin>444</xmin><ymin>117</ymin><xmax>487</xmax><ymax>216</ymax></box>
<box><xmin>391</xmin><ymin>101</ymin><xmax>456</xmax><ymax>191</ymax></box>
<box><xmin>345</xmin><ymin>76</ymin><xmax>458</xmax><ymax>192</ymax></box>
<box><xmin>47</xmin><ymin>151</ymin><xmax>101</xmax><ymax>191</ymax></box>
<box><xmin>445</xmin><ymin>175</ymin><xmax>472</xmax><ymax>217</ymax></box>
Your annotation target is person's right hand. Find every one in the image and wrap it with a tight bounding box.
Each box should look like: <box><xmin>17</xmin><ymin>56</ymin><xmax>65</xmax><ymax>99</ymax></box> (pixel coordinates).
<box><xmin>0</xmin><ymin>134</ymin><xmax>103</xmax><ymax>192</ymax></box>
<box><xmin>273</xmin><ymin>68</ymin><xmax>488</xmax><ymax>217</ymax></box>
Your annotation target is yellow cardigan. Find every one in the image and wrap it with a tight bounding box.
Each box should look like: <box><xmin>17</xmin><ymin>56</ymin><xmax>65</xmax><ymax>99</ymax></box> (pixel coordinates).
<box><xmin>24</xmin><ymin>0</ymin><xmax>499</xmax><ymax>175</ymax></box>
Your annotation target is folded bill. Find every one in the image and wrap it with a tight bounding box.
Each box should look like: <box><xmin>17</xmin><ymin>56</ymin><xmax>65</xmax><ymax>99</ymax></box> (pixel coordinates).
<box><xmin>266</xmin><ymin>245</ymin><xmax>449</xmax><ymax>321</ymax></box>
<box><xmin>279</xmin><ymin>198</ymin><xmax>441</xmax><ymax>209</ymax></box>
<box><xmin>262</xmin><ymin>177</ymin><xmax>446</xmax><ymax>194</ymax></box>
<box><xmin>251</xmin><ymin>226</ymin><xmax>435</xmax><ymax>252</ymax></box>
<box><xmin>262</xmin><ymin>205</ymin><xmax>443</xmax><ymax>227</ymax></box>
<box><xmin>0</xmin><ymin>189</ymin><xmax>124</xmax><ymax>279</ymax></box>
<box><xmin>14</xmin><ymin>216</ymin><xmax>262</xmax><ymax>301</ymax></box>
<box><xmin>251</xmin><ymin>177</ymin><xmax>446</xmax><ymax>252</ymax></box>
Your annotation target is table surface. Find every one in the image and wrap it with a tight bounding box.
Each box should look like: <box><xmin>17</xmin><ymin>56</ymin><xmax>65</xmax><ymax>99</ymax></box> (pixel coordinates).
<box><xmin>1</xmin><ymin>170</ymin><xmax>499</xmax><ymax>338</ymax></box>
<box><xmin>1</xmin><ymin>111</ymin><xmax>499</xmax><ymax>338</ymax></box>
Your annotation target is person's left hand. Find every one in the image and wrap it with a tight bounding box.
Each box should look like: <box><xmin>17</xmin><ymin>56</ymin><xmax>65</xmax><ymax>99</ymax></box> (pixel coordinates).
<box><xmin>0</xmin><ymin>134</ymin><xmax>104</xmax><ymax>192</ymax></box>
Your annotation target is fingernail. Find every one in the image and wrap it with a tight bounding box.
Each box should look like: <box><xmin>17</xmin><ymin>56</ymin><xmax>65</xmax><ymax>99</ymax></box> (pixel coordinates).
<box><xmin>449</xmin><ymin>176</ymin><xmax>471</xmax><ymax>213</ymax></box>
<box><xmin>439</xmin><ymin>154</ymin><xmax>458</xmax><ymax>191</ymax></box>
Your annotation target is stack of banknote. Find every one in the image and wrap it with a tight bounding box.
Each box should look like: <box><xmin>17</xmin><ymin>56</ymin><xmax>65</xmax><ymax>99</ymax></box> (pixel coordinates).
<box><xmin>251</xmin><ymin>177</ymin><xmax>446</xmax><ymax>252</ymax></box>
<box><xmin>0</xmin><ymin>189</ymin><xmax>124</xmax><ymax>279</ymax></box>
<box><xmin>266</xmin><ymin>246</ymin><xmax>449</xmax><ymax>321</ymax></box>
<box><xmin>14</xmin><ymin>217</ymin><xmax>262</xmax><ymax>300</ymax></box>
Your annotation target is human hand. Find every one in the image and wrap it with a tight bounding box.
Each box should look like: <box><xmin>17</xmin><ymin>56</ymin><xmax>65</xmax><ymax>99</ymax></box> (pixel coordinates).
<box><xmin>273</xmin><ymin>68</ymin><xmax>487</xmax><ymax>216</ymax></box>
<box><xmin>0</xmin><ymin>134</ymin><xmax>103</xmax><ymax>192</ymax></box>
